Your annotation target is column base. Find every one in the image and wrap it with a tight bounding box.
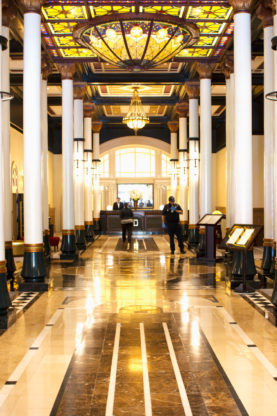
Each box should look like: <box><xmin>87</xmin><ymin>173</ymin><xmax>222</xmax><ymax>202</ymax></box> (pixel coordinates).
<box><xmin>180</xmin><ymin>221</ymin><xmax>189</xmax><ymax>242</ymax></box>
<box><xmin>271</xmin><ymin>260</ymin><xmax>277</xmax><ymax>306</ymax></box>
<box><xmin>262</xmin><ymin>239</ymin><xmax>274</xmax><ymax>274</ymax></box>
<box><xmin>43</xmin><ymin>230</ymin><xmax>51</xmax><ymax>256</ymax></box>
<box><xmin>0</xmin><ymin>307</ymin><xmax>16</xmax><ymax>330</ymax></box>
<box><xmin>196</xmin><ymin>228</ymin><xmax>206</xmax><ymax>257</ymax></box>
<box><xmin>5</xmin><ymin>241</ymin><xmax>16</xmax><ymax>280</ymax></box>
<box><xmin>75</xmin><ymin>226</ymin><xmax>86</xmax><ymax>250</ymax></box>
<box><xmin>61</xmin><ymin>230</ymin><xmax>77</xmax><ymax>256</ymax></box>
<box><xmin>21</xmin><ymin>244</ymin><xmax>46</xmax><ymax>282</ymax></box>
<box><xmin>0</xmin><ymin>262</ymin><xmax>11</xmax><ymax>315</ymax></box>
<box><xmin>270</xmin><ymin>245</ymin><xmax>276</xmax><ymax>276</ymax></box>
<box><xmin>188</xmin><ymin>226</ymin><xmax>199</xmax><ymax>249</ymax></box>
<box><xmin>93</xmin><ymin>218</ymin><xmax>101</xmax><ymax>234</ymax></box>
<box><xmin>85</xmin><ymin>222</ymin><xmax>95</xmax><ymax>242</ymax></box>
<box><xmin>231</xmin><ymin>250</ymin><xmax>256</xmax><ymax>281</ymax></box>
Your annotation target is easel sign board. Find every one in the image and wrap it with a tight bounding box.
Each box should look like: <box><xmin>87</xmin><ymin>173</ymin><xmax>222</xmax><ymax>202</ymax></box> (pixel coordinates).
<box><xmin>198</xmin><ymin>214</ymin><xmax>225</xmax><ymax>226</ymax></box>
<box><xmin>226</xmin><ymin>224</ymin><xmax>263</xmax><ymax>250</ymax></box>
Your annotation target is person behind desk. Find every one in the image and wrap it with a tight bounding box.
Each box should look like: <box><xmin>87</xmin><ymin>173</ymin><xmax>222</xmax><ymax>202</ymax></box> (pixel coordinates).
<box><xmin>162</xmin><ymin>196</ymin><xmax>185</xmax><ymax>255</ymax></box>
<box><xmin>113</xmin><ymin>197</ymin><xmax>123</xmax><ymax>210</ymax></box>
<box><xmin>120</xmin><ymin>203</ymin><xmax>133</xmax><ymax>243</ymax></box>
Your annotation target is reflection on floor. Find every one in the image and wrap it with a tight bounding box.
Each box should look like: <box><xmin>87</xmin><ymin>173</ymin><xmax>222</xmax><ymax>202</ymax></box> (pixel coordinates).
<box><xmin>1</xmin><ymin>235</ymin><xmax>277</xmax><ymax>415</ymax></box>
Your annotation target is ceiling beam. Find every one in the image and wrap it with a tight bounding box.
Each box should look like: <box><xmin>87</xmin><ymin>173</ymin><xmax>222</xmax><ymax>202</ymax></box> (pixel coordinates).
<box><xmin>91</xmin><ymin>95</ymin><xmax>179</xmax><ymax>105</ymax></box>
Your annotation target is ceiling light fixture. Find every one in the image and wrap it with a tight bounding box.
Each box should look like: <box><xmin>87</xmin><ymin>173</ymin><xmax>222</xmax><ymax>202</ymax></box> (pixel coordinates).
<box><xmin>123</xmin><ymin>87</ymin><xmax>149</xmax><ymax>134</ymax></box>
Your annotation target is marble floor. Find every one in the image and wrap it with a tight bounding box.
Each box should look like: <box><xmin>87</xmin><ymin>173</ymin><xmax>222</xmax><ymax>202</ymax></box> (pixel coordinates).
<box><xmin>1</xmin><ymin>235</ymin><xmax>277</xmax><ymax>415</ymax></box>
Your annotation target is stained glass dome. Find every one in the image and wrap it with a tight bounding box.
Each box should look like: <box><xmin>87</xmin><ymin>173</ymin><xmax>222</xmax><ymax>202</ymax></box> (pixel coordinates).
<box><xmin>73</xmin><ymin>13</ymin><xmax>199</xmax><ymax>71</ymax></box>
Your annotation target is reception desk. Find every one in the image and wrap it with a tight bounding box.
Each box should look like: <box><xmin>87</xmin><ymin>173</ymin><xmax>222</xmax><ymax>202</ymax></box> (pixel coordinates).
<box><xmin>100</xmin><ymin>210</ymin><xmax>163</xmax><ymax>234</ymax></box>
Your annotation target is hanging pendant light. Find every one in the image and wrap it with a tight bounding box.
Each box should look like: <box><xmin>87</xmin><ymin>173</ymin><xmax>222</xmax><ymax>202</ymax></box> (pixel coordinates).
<box><xmin>123</xmin><ymin>87</ymin><xmax>149</xmax><ymax>134</ymax></box>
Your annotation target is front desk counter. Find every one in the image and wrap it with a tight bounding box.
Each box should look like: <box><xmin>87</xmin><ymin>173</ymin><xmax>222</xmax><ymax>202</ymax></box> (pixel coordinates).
<box><xmin>100</xmin><ymin>210</ymin><xmax>163</xmax><ymax>234</ymax></box>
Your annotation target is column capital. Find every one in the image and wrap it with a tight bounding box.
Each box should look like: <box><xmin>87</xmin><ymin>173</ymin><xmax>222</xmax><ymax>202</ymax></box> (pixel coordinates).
<box><xmin>21</xmin><ymin>0</ymin><xmax>43</xmax><ymax>13</ymax></box>
<box><xmin>195</xmin><ymin>63</ymin><xmax>215</xmax><ymax>79</ymax></box>
<box><xmin>92</xmin><ymin>121</ymin><xmax>103</xmax><ymax>133</ymax></box>
<box><xmin>83</xmin><ymin>102</ymin><xmax>95</xmax><ymax>118</ymax></box>
<box><xmin>256</xmin><ymin>1</ymin><xmax>273</xmax><ymax>27</ymax></box>
<box><xmin>2</xmin><ymin>1</ymin><xmax>17</xmax><ymax>27</ymax></box>
<box><xmin>228</xmin><ymin>0</ymin><xmax>253</xmax><ymax>14</ymax></box>
<box><xmin>41</xmin><ymin>57</ymin><xmax>53</xmax><ymax>80</ymax></box>
<box><xmin>221</xmin><ymin>57</ymin><xmax>234</xmax><ymax>79</ymax></box>
<box><xmin>57</xmin><ymin>63</ymin><xmax>76</xmax><ymax>80</ymax></box>
<box><xmin>73</xmin><ymin>83</ymin><xmax>87</xmax><ymax>100</ymax></box>
<box><xmin>168</xmin><ymin>120</ymin><xmax>179</xmax><ymax>133</ymax></box>
<box><xmin>175</xmin><ymin>102</ymin><xmax>189</xmax><ymax>118</ymax></box>
<box><xmin>185</xmin><ymin>81</ymin><xmax>200</xmax><ymax>99</ymax></box>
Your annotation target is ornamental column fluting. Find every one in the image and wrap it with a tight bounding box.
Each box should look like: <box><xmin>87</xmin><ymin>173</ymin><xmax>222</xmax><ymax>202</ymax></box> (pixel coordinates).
<box><xmin>21</xmin><ymin>0</ymin><xmax>46</xmax><ymax>282</ymax></box>
<box><xmin>41</xmin><ymin>59</ymin><xmax>51</xmax><ymax>256</ymax></box>
<box><xmin>196</xmin><ymin>63</ymin><xmax>214</xmax><ymax>257</ymax></box>
<box><xmin>176</xmin><ymin>102</ymin><xmax>189</xmax><ymax>240</ymax></box>
<box><xmin>257</xmin><ymin>2</ymin><xmax>275</xmax><ymax>273</ymax></box>
<box><xmin>92</xmin><ymin>121</ymin><xmax>102</xmax><ymax>232</ymax></box>
<box><xmin>2</xmin><ymin>6</ymin><xmax>15</xmax><ymax>280</ymax></box>
<box><xmin>0</xmin><ymin>0</ymin><xmax>11</xmax><ymax>315</ymax></box>
<box><xmin>168</xmin><ymin>121</ymin><xmax>179</xmax><ymax>199</ymax></box>
<box><xmin>58</xmin><ymin>64</ymin><xmax>77</xmax><ymax>259</ymax></box>
<box><xmin>229</xmin><ymin>0</ymin><xmax>256</xmax><ymax>280</ymax></box>
<box><xmin>186</xmin><ymin>82</ymin><xmax>200</xmax><ymax>248</ymax></box>
<box><xmin>73</xmin><ymin>83</ymin><xmax>86</xmax><ymax>250</ymax></box>
<box><xmin>83</xmin><ymin>103</ymin><xmax>95</xmax><ymax>242</ymax></box>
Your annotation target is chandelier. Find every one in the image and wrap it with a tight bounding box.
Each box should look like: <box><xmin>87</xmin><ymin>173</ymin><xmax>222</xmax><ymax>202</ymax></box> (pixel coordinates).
<box><xmin>123</xmin><ymin>87</ymin><xmax>149</xmax><ymax>134</ymax></box>
<box><xmin>73</xmin><ymin>13</ymin><xmax>199</xmax><ymax>71</ymax></box>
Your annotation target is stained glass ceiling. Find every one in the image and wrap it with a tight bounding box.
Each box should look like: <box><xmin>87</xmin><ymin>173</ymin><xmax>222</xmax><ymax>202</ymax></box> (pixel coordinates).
<box><xmin>41</xmin><ymin>1</ymin><xmax>233</xmax><ymax>61</ymax></box>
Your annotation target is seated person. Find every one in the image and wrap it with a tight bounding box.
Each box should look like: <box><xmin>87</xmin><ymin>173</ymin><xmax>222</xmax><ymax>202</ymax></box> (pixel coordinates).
<box><xmin>113</xmin><ymin>197</ymin><xmax>123</xmax><ymax>210</ymax></box>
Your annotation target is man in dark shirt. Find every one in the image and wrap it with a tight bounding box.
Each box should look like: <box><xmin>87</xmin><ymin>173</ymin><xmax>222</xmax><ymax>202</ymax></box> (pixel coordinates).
<box><xmin>113</xmin><ymin>197</ymin><xmax>123</xmax><ymax>210</ymax></box>
<box><xmin>162</xmin><ymin>196</ymin><xmax>185</xmax><ymax>255</ymax></box>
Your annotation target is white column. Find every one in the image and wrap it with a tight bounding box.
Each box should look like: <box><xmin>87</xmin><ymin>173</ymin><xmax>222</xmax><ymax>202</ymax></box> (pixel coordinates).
<box><xmin>84</xmin><ymin>115</ymin><xmax>92</xmax><ymax>224</ymax></box>
<box><xmin>233</xmin><ymin>8</ymin><xmax>252</xmax><ymax>223</ymax></box>
<box><xmin>41</xmin><ymin>76</ymin><xmax>49</xmax><ymax>234</ymax></box>
<box><xmin>273</xmin><ymin>11</ymin><xmax>277</xmax><ymax>246</ymax></box>
<box><xmin>188</xmin><ymin>96</ymin><xmax>199</xmax><ymax>225</ymax></box>
<box><xmin>177</xmin><ymin>110</ymin><xmax>188</xmax><ymax>223</ymax></box>
<box><xmin>92</xmin><ymin>122</ymin><xmax>102</xmax><ymax>224</ymax></box>
<box><xmin>230</xmin><ymin>72</ymin><xmax>235</xmax><ymax>227</ymax></box>
<box><xmin>168</xmin><ymin>121</ymin><xmax>178</xmax><ymax>198</ymax></box>
<box><xmin>73</xmin><ymin>96</ymin><xmax>84</xmax><ymax>229</ymax></box>
<box><xmin>225</xmin><ymin>73</ymin><xmax>232</xmax><ymax>229</ymax></box>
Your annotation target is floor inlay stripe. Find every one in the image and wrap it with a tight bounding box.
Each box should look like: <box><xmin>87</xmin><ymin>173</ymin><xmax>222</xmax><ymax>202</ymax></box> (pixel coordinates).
<box><xmin>162</xmin><ymin>322</ymin><xmax>193</xmax><ymax>416</ymax></box>
<box><xmin>140</xmin><ymin>322</ymin><xmax>152</xmax><ymax>416</ymax></box>
<box><xmin>105</xmin><ymin>322</ymin><xmax>121</xmax><ymax>416</ymax></box>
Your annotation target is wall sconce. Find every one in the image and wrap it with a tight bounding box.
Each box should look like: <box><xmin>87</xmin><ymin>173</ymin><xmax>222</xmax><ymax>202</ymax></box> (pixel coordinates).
<box><xmin>74</xmin><ymin>138</ymin><xmax>84</xmax><ymax>178</ymax></box>
<box><xmin>189</xmin><ymin>137</ymin><xmax>199</xmax><ymax>177</ymax></box>
<box><xmin>178</xmin><ymin>149</ymin><xmax>189</xmax><ymax>180</ymax></box>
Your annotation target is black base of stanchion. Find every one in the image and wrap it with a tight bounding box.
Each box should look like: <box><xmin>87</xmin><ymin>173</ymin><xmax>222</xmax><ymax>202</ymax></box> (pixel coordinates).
<box><xmin>61</xmin><ymin>233</ymin><xmax>77</xmax><ymax>255</ymax></box>
<box><xmin>234</xmin><ymin>282</ymin><xmax>256</xmax><ymax>293</ymax></box>
<box><xmin>0</xmin><ymin>307</ymin><xmax>16</xmax><ymax>330</ymax></box>
<box><xmin>271</xmin><ymin>268</ymin><xmax>277</xmax><ymax>306</ymax></box>
<box><xmin>21</xmin><ymin>251</ymin><xmax>46</xmax><ymax>282</ymax></box>
<box><xmin>196</xmin><ymin>232</ymin><xmax>205</xmax><ymax>257</ymax></box>
<box><xmin>188</xmin><ymin>228</ymin><xmax>199</xmax><ymax>249</ymax></box>
<box><xmin>5</xmin><ymin>246</ymin><xmax>15</xmax><ymax>280</ymax></box>
<box><xmin>76</xmin><ymin>229</ymin><xmax>86</xmax><ymax>250</ymax></box>
<box><xmin>85</xmin><ymin>224</ymin><xmax>95</xmax><ymax>242</ymax></box>
<box><xmin>262</xmin><ymin>245</ymin><xmax>274</xmax><ymax>274</ymax></box>
<box><xmin>231</xmin><ymin>250</ymin><xmax>256</xmax><ymax>280</ymax></box>
<box><xmin>0</xmin><ymin>272</ymin><xmax>11</xmax><ymax>316</ymax></box>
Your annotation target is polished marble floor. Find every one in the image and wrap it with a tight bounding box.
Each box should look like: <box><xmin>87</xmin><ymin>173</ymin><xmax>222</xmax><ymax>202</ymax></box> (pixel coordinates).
<box><xmin>1</xmin><ymin>236</ymin><xmax>277</xmax><ymax>415</ymax></box>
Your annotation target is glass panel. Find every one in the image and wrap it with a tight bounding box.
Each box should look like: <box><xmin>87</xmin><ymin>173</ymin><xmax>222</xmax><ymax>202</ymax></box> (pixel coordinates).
<box><xmin>60</xmin><ymin>48</ymin><xmax>96</xmax><ymax>58</ymax></box>
<box><xmin>116</xmin><ymin>148</ymin><xmax>155</xmax><ymax>177</ymax></box>
<box><xmin>186</xmin><ymin>6</ymin><xmax>232</xmax><ymax>21</ymax></box>
<box><xmin>42</xmin><ymin>5</ymin><xmax>87</xmax><ymax>20</ymax></box>
<box><xmin>197</xmin><ymin>22</ymin><xmax>226</xmax><ymax>35</ymax></box>
<box><xmin>54</xmin><ymin>36</ymin><xmax>79</xmax><ymax>47</ymax></box>
<box><xmin>48</xmin><ymin>22</ymin><xmax>77</xmax><ymax>35</ymax></box>
<box><xmin>99</xmin><ymin>154</ymin><xmax>109</xmax><ymax>177</ymax></box>
<box><xmin>177</xmin><ymin>48</ymin><xmax>212</xmax><ymax>58</ymax></box>
<box><xmin>124</xmin><ymin>21</ymin><xmax>150</xmax><ymax>61</ymax></box>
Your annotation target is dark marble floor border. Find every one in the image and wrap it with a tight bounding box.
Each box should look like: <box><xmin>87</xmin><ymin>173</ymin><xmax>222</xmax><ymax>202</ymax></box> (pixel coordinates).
<box><xmin>200</xmin><ymin>328</ymin><xmax>249</xmax><ymax>416</ymax></box>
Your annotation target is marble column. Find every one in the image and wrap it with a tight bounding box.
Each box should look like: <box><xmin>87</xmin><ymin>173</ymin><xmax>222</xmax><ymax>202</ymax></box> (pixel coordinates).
<box><xmin>92</xmin><ymin>121</ymin><xmax>102</xmax><ymax>233</ymax></box>
<box><xmin>186</xmin><ymin>82</ymin><xmax>200</xmax><ymax>248</ymax></box>
<box><xmin>176</xmin><ymin>102</ymin><xmax>189</xmax><ymax>240</ymax></box>
<box><xmin>2</xmin><ymin>9</ymin><xmax>15</xmax><ymax>281</ymax></box>
<box><xmin>230</xmin><ymin>0</ymin><xmax>256</xmax><ymax>280</ymax></box>
<box><xmin>73</xmin><ymin>83</ymin><xmax>86</xmax><ymax>250</ymax></box>
<box><xmin>196</xmin><ymin>64</ymin><xmax>214</xmax><ymax>257</ymax></box>
<box><xmin>83</xmin><ymin>103</ymin><xmax>95</xmax><ymax>242</ymax></box>
<box><xmin>58</xmin><ymin>64</ymin><xmax>77</xmax><ymax>259</ymax></box>
<box><xmin>0</xmin><ymin>0</ymin><xmax>11</xmax><ymax>314</ymax></box>
<box><xmin>21</xmin><ymin>1</ymin><xmax>46</xmax><ymax>282</ymax></box>
<box><xmin>257</xmin><ymin>3</ymin><xmax>275</xmax><ymax>273</ymax></box>
<box><xmin>168</xmin><ymin>121</ymin><xmax>179</xmax><ymax>199</ymax></box>
<box><xmin>41</xmin><ymin>59</ymin><xmax>51</xmax><ymax>256</ymax></box>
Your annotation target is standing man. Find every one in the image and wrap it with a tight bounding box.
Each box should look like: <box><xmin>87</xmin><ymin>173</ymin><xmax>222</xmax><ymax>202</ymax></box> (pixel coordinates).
<box><xmin>162</xmin><ymin>196</ymin><xmax>185</xmax><ymax>255</ymax></box>
<box><xmin>120</xmin><ymin>203</ymin><xmax>133</xmax><ymax>243</ymax></box>
<box><xmin>113</xmin><ymin>197</ymin><xmax>123</xmax><ymax>210</ymax></box>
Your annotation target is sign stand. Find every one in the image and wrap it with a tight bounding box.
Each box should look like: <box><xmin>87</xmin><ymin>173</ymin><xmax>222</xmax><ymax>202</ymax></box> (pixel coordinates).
<box><xmin>196</xmin><ymin>213</ymin><xmax>225</xmax><ymax>264</ymax></box>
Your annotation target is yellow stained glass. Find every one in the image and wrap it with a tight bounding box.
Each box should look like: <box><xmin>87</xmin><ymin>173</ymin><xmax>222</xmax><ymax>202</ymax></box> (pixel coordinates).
<box><xmin>42</xmin><ymin>5</ymin><xmax>87</xmax><ymax>21</ymax></box>
<box><xmin>186</xmin><ymin>6</ymin><xmax>232</xmax><ymax>21</ymax></box>
<box><xmin>54</xmin><ymin>36</ymin><xmax>79</xmax><ymax>47</ymax></box>
<box><xmin>143</xmin><ymin>6</ymin><xmax>181</xmax><ymax>17</ymax></box>
<box><xmin>197</xmin><ymin>22</ymin><xmax>226</xmax><ymax>35</ymax></box>
<box><xmin>90</xmin><ymin>5</ymin><xmax>132</xmax><ymax>17</ymax></box>
<box><xmin>177</xmin><ymin>48</ymin><xmax>212</xmax><ymax>58</ymax></box>
<box><xmin>48</xmin><ymin>22</ymin><xmax>77</xmax><ymax>35</ymax></box>
<box><xmin>60</xmin><ymin>48</ymin><xmax>96</xmax><ymax>58</ymax></box>
<box><xmin>195</xmin><ymin>36</ymin><xmax>217</xmax><ymax>47</ymax></box>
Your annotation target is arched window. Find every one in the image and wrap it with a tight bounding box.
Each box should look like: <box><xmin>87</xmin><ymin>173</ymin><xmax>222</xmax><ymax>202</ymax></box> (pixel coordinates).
<box><xmin>115</xmin><ymin>148</ymin><xmax>155</xmax><ymax>177</ymax></box>
<box><xmin>99</xmin><ymin>153</ymin><xmax>109</xmax><ymax>177</ymax></box>
<box><xmin>161</xmin><ymin>153</ymin><xmax>171</xmax><ymax>177</ymax></box>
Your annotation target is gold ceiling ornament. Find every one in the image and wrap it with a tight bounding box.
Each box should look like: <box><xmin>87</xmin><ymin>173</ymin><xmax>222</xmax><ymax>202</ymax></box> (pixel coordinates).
<box><xmin>73</xmin><ymin>12</ymin><xmax>199</xmax><ymax>71</ymax></box>
<box><xmin>123</xmin><ymin>87</ymin><xmax>149</xmax><ymax>135</ymax></box>
<box><xmin>57</xmin><ymin>63</ymin><xmax>76</xmax><ymax>80</ymax></box>
<box><xmin>195</xmin><ymin>62</ymin><xmax>215</xmax><ymax>79</ymax></box>
<box><xmin>228</xmin><ymin>0</ymin><xmax>253</xmax><ymax>14</ymax></box>
<box><xmin>185</xmin><ymin>81</ymin><xmax>200</xmax><ymax>99</ymax></box>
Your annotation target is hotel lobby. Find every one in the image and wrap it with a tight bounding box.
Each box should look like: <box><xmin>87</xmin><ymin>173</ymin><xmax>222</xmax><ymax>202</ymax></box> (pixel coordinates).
<box><xmin>0</xmin><ymin>0</ymin><xmax>276</xmax><ymax>415</ymax></box>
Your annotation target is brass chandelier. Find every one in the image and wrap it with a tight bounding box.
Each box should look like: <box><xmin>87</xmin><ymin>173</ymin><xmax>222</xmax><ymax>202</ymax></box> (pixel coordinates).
<box><xmin>123</xmin><ymin>87</ymin><xmax>149</xmax><ymax>134</ymax></box>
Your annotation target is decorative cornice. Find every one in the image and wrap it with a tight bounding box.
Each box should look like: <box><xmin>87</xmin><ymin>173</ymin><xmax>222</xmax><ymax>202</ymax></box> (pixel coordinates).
<box><xmin>256</xmin><ymin>1</ymin><xmax>273</xmax><ymax>27</ymax></box>
<box><xmin>185</xmin><ymin>81</ymin><xmax>200</xmax><ymax>99</ymax></box>
<box><xmin>167</xmin><ymin>120</ymin><xmax>179</xmax><ymax>133</ymax></box>
<box><xmin>83</xmin><ymin>102</ymin><xmax>95</xmax><ymax>118</ymax></box>
<box><xmin>228</xmin><ymin>0</ymin><xmax>252</xmax><ymax>14</ymax></box>
<box><xmin>41</xmin><ymin>57</ymin><xmax>52</xmax><ymax>80</ymax></box>
<box><xmin>221</xmin><ymin>57</ymin><xmax>234</xmax><ymax>79</ymax></box>
<box><xmin>195</xmin><ymin>63</ymin><xmax>214</xmax><ymax>79</ymax></box>
<box><xmin>73</xmin><ymin>83</ymin><xmax>87</xmax><ymax>100</ymax></box>
<box><xmin>21</xmin><ymin>0</ymin><xmax>43</xmax><ymax>14</ymax></box>
<box><xmin>57</xmin><ymin>63</ymin><xmax>76</xmax><ymax>80</ymax></box>
<box><xmin>92</xmin><ymin>121</ymin><xmax>103</xmax><ymax>133</ymax></box>
<box><xmin>175</xmin><ymin>102</ymin><xmax>189</xmax><ymax>118</ymax></box>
